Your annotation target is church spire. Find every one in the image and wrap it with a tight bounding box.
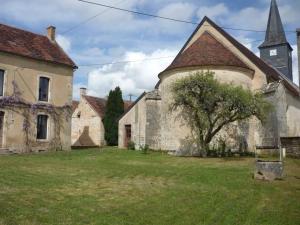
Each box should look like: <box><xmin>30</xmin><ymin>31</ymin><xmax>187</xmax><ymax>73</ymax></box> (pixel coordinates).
<box><xmin>260</xmin><ymin>0</ymin><xmax>288</xmax><ymax>48</ymax></box>
<box><xmin>259</xmin><ymin>0</ymin><xmax>293</xmax><ymax>81</ymax></box>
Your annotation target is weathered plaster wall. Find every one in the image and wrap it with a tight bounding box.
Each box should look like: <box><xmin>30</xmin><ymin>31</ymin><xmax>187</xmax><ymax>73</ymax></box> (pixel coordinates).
<box><xmin>118</xmin><ymin>95</ymin><xmax>147</xmax><ymax>149</ymax></box>
<box><xmin>71</xmin><ymin>97</ymin><xmax>104</xmax><ymax>147</ymax></box>
<box><xmin>158</xmin><ymin>67</ymin><xmax>258</xmax><ymax>152</ymax></box>
<box><xmin>0</xmin><ymin>52</ymin><xmax>73</xmax><ymax>152</ymax></box>
<box><xmin>145</xmin><ymin>96</ymin><xmax>162</xmax><ymax>150</ymax></box>
<box><xmin>286</xmin><ymin>90</ymin><xmax>300</xmax><ymax>137</ymax></box>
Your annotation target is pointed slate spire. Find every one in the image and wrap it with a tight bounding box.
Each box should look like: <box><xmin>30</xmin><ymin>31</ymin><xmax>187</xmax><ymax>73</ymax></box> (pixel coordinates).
<box><xmin>260</xmin><ymin>0</ymin><xmax>287</xmax><ymax>48</ymax></box>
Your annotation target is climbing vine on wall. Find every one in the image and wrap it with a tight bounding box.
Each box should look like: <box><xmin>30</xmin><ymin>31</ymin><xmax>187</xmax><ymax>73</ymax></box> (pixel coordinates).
<box><xmin>0</xmin><ymin>81</ymin><xmax>72</xmax><ymax>152</ymax></box>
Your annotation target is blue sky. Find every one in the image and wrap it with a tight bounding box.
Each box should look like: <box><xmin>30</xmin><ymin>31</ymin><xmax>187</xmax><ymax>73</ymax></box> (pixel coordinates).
<box><xmin>1</xmin><ymin>0</ymin><xmax>299</xmax><ymax>99</ymax></box>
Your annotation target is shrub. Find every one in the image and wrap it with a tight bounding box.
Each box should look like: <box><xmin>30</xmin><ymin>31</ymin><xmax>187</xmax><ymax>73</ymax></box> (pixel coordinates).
<box><xmin>127</xmin><ymin>141</ymin><xmax>135</xmax><ymax>150</ymax></box>
<box><xmin>140</xmin><ymin>144</ymin><xmax>149</xmax><ymax>154</ymax></box>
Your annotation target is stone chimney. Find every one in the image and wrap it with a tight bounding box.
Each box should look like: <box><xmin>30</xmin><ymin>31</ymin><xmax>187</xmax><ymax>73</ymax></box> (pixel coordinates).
<box><xmin>80</xmin><ymin>87</ymin><xmax>87</xmax><ymax>100</ymax></box>
<box><xmin>297</xmin><ymin>29</ymin><xmax>300</xmax><ymax>88</ymax></box>
<box><xmin>47</xmin><ymin>26</ymin><xmax>56</xmax><ymax>42</ymax></box>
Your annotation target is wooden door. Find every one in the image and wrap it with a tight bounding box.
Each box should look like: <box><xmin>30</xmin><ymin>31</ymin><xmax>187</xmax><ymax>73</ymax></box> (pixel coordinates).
<box><xmin>0</xmin><ymin>112</ymin><xmax>4</xmax><ymax>148</ymax></box>
<box><xmin>125</xmin><ymin>125</ymin><xmax>131</xmax><ymax>147</ymax></box>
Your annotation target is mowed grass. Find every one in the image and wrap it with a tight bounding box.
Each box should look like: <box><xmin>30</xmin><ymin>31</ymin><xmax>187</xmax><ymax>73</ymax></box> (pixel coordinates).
<box><xmin>0</xmin><ymin>148</ymin><xmax>299</xmax><ymax>225</ymax></box>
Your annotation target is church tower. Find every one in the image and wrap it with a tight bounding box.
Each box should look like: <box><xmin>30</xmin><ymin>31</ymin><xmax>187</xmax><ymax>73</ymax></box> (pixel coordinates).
<box><xmin>259</xmin><ymin>0</ymin><xmax>293</xmax><ymax>81</ymax></box>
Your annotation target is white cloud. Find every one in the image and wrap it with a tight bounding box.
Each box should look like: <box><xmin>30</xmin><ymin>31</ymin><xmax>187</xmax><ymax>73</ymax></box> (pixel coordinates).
<box><xmin>156</xmin><ymin>2</ymin><xmax>196</xmax><ymax>35</ymax></box>
<box><xmin>225</xmin><ymin>7</ymin><xmax>269</xmax><ymax>31</ymax></box>
<box><xmin>56</xmin><ymin>35</ymin><xmax>71</xmax><ymax>53</ymax></box>
<box><xmin>85</xmin><ymin>49</ymin><xmax>177</xmax><ymax>99</ymax></box>
<box><xmin>158</xmin><ymin>2</ymin><xmax>196</xmax><ymax>21</ymax></box>
<box><xmin>196</xmin><ymin>3</ymin><xmax>229</xmax><ymax>20</ymax></box>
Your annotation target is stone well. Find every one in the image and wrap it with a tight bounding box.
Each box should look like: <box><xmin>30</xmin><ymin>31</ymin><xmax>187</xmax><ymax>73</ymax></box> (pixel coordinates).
<box><xmin>254</xmin><ymin>160</ymin><xmax>284</xmax><ymax>181</ymax></box>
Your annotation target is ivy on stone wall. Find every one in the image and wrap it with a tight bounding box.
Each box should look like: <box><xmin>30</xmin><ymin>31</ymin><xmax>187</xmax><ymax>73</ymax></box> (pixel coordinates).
<box><xmin>0</xmin><ymin>81</ymin><xmax>72</xmax><ymax>152</ymax></box>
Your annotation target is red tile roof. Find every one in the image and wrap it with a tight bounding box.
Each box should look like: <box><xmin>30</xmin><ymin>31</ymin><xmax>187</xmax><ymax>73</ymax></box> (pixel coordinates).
<box><xmin>84</xmin><ymin>96</ymin><xmax>107</xmax><ymax>118</ymax></box>
<box><xmin>74</xmin><ymin>95</ymin><xmax>133</xmax><ymax>118</ymax></box>
<box><xmin>157</xmin><ymin>17</ymin><xmax>299</xmax><ymax>96</ymax></box>
<box><xmin>163</xmin><ymin>31</ymin><xmax>251</xmax><ymax>73</ymax></box>
<box><xmin>0</xmin><ymin>23</ymin><xmax>77</xmax><ymax>68</ymax></box>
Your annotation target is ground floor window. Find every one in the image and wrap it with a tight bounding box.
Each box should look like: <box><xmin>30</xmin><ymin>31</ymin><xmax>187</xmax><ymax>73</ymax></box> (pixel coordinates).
<box><xmin>37</xmin><ymin>115</ymin><xmax>48</xmax><ymax>140</ymax></box>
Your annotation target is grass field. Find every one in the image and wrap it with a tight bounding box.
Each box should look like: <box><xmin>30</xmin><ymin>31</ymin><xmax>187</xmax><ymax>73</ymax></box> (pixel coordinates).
<box><xmin>0</xmin><ymin>148</ymin><xmax>299</xmax><ymax>225</ymax></box>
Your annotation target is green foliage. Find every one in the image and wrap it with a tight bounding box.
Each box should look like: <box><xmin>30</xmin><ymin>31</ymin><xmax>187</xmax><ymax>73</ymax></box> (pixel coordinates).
<box><xmin>140</xmin><ymin>144</ymin><xmax>150</xmax><ymax>154</ymax></box>
<box><xmin>170</xmin><ymin>71</ymin><xmax>273</xmax><ymax>154</ymax></box>
<box><xmin>103</xmin><ymin>87</ymin><xmax>124</xmax><ymax>146</ymax></box>
<box><xmin>127</xmin><ymin>141</ymin><xmax>135</xmax><ymax>150</ymax></box>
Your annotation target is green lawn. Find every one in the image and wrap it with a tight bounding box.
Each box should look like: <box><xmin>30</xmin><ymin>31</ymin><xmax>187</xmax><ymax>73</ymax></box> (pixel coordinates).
<box><xmin>0</xmin><ymin>148</ymin><xmax>299</xmax><ymax>225</ymax></box>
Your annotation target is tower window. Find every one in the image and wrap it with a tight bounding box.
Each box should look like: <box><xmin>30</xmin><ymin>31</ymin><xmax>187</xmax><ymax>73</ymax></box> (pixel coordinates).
<box><xmin>270</xmin><ymin>49</ymin><xmax>277</xmax><ymax>56</ymax></box>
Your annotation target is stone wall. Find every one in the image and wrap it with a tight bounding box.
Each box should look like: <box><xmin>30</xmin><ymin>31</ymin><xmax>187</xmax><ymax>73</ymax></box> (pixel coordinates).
<box><xmin>118</xmin><ymin>94</ymin><xmax>147</xmax><ymax>149</ymax></box>
<box><xmin>281</xmin><ymin>137</ymin><xmax>300</xmax><ymax>157</ymax></box>
<box><xmin>71</xmin><ymin>97</ymin><xmax>104</xmax><ymax>147</ymax></box>
<box><xmin>157</xmin><ymin>67</ymin><xmax>259</xmax><ymax>152</ymax></box>
<box><xmin>145</xmin><ymin>91</ymin><xmax>162</xmax><ymax>149</ymax></box>
<box><xmin>0</xmin><ymin>52</ymin><xmax>73</xmax><ymax>153</ymax></box>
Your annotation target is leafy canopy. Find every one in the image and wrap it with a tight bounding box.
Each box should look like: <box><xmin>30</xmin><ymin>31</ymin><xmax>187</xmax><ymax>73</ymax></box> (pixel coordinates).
<box><xmin>170</xmin><ymin>71</ymin><xmax>272</xmax><ymax>152</ymax></box>
<box><xmin>103</xmin><ymin>87</ymin><xmax>124</xmax><ymax>146</ymax></box>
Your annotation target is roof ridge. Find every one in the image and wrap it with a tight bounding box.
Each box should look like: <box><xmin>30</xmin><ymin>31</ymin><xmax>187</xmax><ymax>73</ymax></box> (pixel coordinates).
<box><xmin>0</xmin><ymin>23</ymin><xmax>48</xmax><ymax>39</ymax></box>
<box><xmin>84</xmin><ymin>95</ymin><xmax>106</xmax><ymax>101</ymax></box>
<box><xmin>0</xmin><ymin>23</ymin><xmax>77</xmax><ymax>68</ymax></box>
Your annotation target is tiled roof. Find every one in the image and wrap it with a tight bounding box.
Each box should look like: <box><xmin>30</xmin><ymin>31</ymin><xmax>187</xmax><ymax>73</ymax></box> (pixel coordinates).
<box><xmin>163</xmin><ymin>31</ymin><xmax>251</xmax><ymax>73</ymax></box>
<box><xmin>158</xmin><ymin>17</ymin><xmax>299</xmax><ymax>96</ymax></box>
<box><xmin>82</xmin><ymin>95</ymin><xmax>133</xmax><ymax>118</ymax></box>
<box><xmin>0</xmin><ymin>23</ymin><xmax>77</xmax><ymax>68</ymax></box>
<box><xmin>84</xmin><ymin>96</ymin><xmax>107</xmax><ymax>118</ymax></box>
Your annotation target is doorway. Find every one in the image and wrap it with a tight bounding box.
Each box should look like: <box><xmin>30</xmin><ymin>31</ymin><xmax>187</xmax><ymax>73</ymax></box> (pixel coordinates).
<box><xmin>125</xmin><ymin>125</ymin><xmax>131</xmax><ymax>147</ymax></box>
<box><xmin>0</xmin><ymin>111</ymin><xmax>4</xmax><ymax>148</ymax></box>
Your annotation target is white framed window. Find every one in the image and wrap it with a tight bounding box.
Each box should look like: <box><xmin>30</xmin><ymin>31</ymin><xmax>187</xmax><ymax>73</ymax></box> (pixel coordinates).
<box><xmin>38</xmin><ymin>76</ymin><xmax>50</xmax><ymax>102</ymax></box>
<box><xmin>36</xmin><ymin>114</ymin><xmax>49</xmax><ymax>140</ymax></box>
<box><xmin>270</xmin><ymin>49</ymin><xmax>277</xmax><ymax>56</ymax></box>
<box><xmin>0</xmin><ymin>69</ymin><xmax>5</xmax><ymax>97</ymax></box>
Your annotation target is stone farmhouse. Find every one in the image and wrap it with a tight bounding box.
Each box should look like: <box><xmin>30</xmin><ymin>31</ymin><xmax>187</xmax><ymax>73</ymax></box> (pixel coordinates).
<box><xmin>0</xmin><ymin>24</ymin><xmax>77</xmax><ymax>153</ymax></box>
<box><xmin>72</xmin><ymin>88</ymin><xmax>132</xmax><ymax>147</ymax></box>
<box><xmin>119</xmin><ymin>0</ymin><xmax>300</xmax><ymax>155</ymax></box>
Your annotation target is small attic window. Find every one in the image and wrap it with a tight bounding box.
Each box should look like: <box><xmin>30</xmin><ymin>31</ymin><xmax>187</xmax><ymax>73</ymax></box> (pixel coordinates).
<box><xmin>77</xmin><ymin>111</ymin><xmax>81</xmax><ymax>118</ymax></box>
<box><xmin>270</xmin><ymin>49</ymin><xmax>277</xmax><ymax>56</ymax></box>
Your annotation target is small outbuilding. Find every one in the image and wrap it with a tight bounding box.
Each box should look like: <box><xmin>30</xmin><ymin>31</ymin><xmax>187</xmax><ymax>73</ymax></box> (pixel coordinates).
<box><xmin>72</xmin><ymin>88</ymin><xmax>131</xmax><ymax>147</ymax></box>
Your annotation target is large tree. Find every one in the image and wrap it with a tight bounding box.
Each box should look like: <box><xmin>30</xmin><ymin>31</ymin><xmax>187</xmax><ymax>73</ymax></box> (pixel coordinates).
<box><xmin>170</xmin><ymin>71</ymin><xmax>272</xmax><ymax>154</ymax></box>
<box><xmin>103</xmin><ymin>87</ymin><xmax>124</xmax><ymax>146</ymax></box>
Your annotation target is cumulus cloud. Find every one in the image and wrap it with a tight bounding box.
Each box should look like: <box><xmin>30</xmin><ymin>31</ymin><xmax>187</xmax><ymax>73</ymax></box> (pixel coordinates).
<box><xmin>56</xmin><ymin>35</ymin><xmax>71</xmax><ymax>53</ymax></box>
<box><xmin>196</xmin><ymin>3</ymin><xmax>229</xmax><ymax>20</ymax></box>
<box><xmin>85</xmin><ymin>49</ymin><xmax>177</xmax><ymax>99</ymax></box>
<box><xmin>156</xmin><ymin>2</ymin><xmax>196</xmax><ymax>35</ymax></box>
<box><xmin>158</xmin><ymin>2</ymin><xmax>196</xmax><ymax>21</ymax></box>
<box><xmin>225</xmin><ymin>7</ymin><xmax>269</xmax><ymax>31</ymax></box>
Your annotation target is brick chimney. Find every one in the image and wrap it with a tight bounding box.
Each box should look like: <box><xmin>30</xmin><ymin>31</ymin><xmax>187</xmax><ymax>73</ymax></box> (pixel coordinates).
<box><xmin>297</xmin><ymin>29</ymin><xmax>300</xmax><ymax>88</ymax></box>
<box><xmin>80</xmin><ymin>87</ymin><xmax>87</xmax><ymax>100</ymax></box>
<box><xmin>47</xmin><ymin>26</ymin><xmax>56</xmax><ymax>42</ymax></box>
